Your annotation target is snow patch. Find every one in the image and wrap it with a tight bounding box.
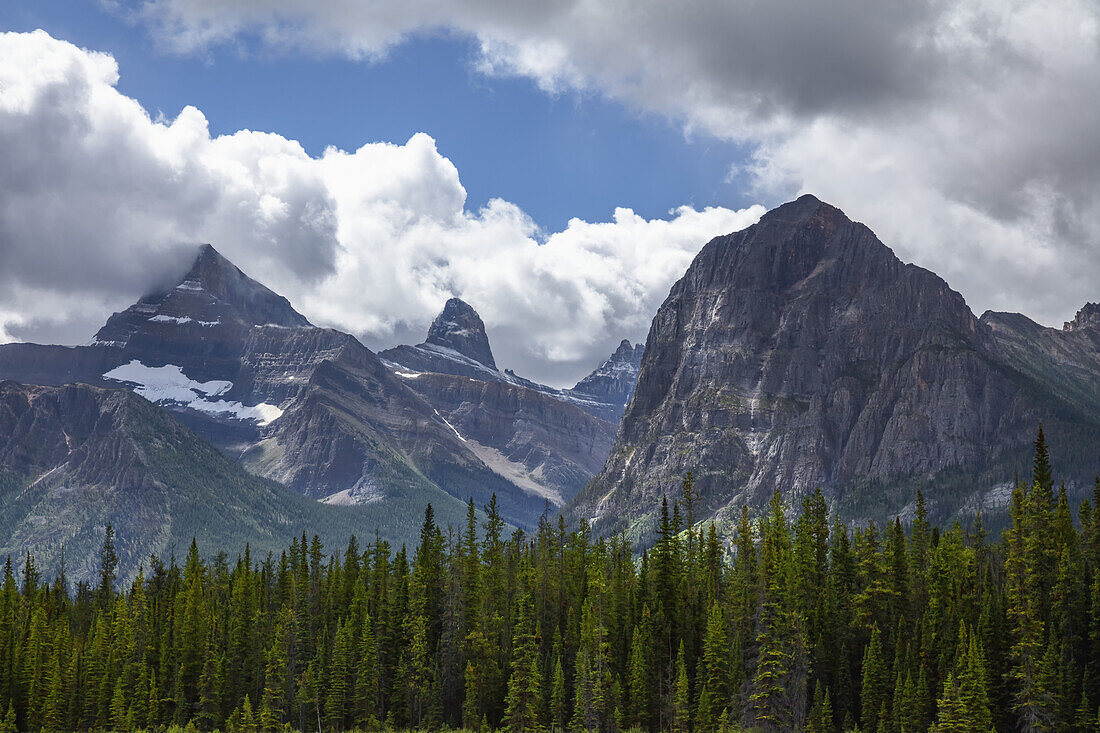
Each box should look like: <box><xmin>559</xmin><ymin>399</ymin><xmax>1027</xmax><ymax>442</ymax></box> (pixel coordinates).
<box><xmin>433</xmin><ymin>409</ymin><xmax>467</xmax><ymax>443</ymax></box>
<box><xmin>175</xmin><ymin>280</ymin><xmax>203</xmax><ymax>291</ymax></box>
<box><xmin>103</xmin><ymin>360</ymin><xmax>283</xmax><ymax>425</ymax></box>
<box><xmin>147</xmin><ymin>315</ymin><xmax>220</xmax><ymax>327</ymax></box>
<box><xmin>395</xmin><ymin>371</ymin><xmax>422</xmax><ymax>379</ymax></box>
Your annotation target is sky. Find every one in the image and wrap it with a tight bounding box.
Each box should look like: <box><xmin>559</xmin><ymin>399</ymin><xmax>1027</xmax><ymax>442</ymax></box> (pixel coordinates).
<box><xmin>1</xmin><ymin>0</ymin><xmax>1099</xmax><ymax>385</ymax></box>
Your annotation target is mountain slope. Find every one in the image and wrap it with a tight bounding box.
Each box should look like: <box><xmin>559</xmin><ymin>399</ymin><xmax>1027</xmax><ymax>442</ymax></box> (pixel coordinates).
<box><xmin>981</xmin><ymin>304</ymin><xmax>1100</xmax><ymax>418</ymax></box>
<box><xmin>569</xmin><ymin>195</ymin><xmax>1100</xmax><ymax>538</ymax></box>
<box><xmin>381</xmin><ymin>299</ymin><xmax>619</xmax><ymax>505</ymax></box>
<box><xmin>0</xmin><ymin>381</ymin><xmax>470</xmax><ymax>583</ymax></box>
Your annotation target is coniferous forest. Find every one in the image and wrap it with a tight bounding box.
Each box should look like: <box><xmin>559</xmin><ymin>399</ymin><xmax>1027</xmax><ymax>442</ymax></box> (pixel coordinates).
<box><xmin>0</xmin><ymin>429</ymin><xmax>1097</xmax><ymax>732</ymax></box>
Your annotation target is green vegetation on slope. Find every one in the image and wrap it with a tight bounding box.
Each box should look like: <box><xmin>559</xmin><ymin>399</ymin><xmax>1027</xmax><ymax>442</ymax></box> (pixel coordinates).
<box><xmin>0</xmin><ymin>386</ymin><xmax>473</xmax><ymax>584</ymax></box>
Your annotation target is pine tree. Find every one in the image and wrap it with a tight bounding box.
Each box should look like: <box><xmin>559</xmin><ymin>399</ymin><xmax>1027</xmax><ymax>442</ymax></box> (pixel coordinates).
<box><xmin>671</xmin><ymin>641</ymin><xmax>690</xmax><ymax>733</ymax></box>
<box><xmin>807</xmin><ymin>680</ymin><xmax>834</xmax><ymax>733</ymax></box>
<box><xmin>0</xmin><ymin>702</ymin><xmax>15</xmax><ymax>733</ymax></box>
<box><xmin>860</xmin><ymin>626</ymin><xmax>889</xmax><ymax>732</ymax></box>
<box><xmin>550</xmin><ymin>654</ymin><xmax>567</xmax><ymax>733</ymax></box>
<box><xmin>628</xmin><ymin>610</ymin><xmax>654</xmax><ymax>730</ymax></box>
<box><xmin>505</xmin><ymin>566</ymin><xmax>542</xmax><ymax>732</ymax></box>
<box><xmin>1006</xmin><ymin>427</ymin><xmax>1059</xmax><ymax>731</ymax></box>
<box><xmin>325</xmin><ymin>619</ymin><xmax>355</xmax><ymax>731</ymax></box>
<box><xmin>748</xmin><ymin>490</ymin><xmax>808</xmax><ymax>731</ymax></box>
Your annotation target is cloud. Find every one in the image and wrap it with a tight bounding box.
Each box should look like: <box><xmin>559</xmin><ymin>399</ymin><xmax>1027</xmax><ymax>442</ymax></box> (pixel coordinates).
<box><xmin>132</xmin><ymin>0</ymin><xmax>1100</xmax><ymax>325</ymax></box>
<box><xmin>0</xmin><ymin>30</ymin><xmax>762</xmax><ymax>384</ymax></box>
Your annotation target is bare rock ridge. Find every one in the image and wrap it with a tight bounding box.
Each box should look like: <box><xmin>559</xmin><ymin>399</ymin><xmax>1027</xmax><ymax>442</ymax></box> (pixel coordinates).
<box><xmin>571</xmin><ymin>339</ymin><xmax>646</xmax><ymax>412</ymax></box>
<box><xmin>381</xmin><ymin>300</ymin><xmax>626</xmax><ymax>505</ymax></box>
<box><xmin>568</xmin><ymin>194</ymin><xmax>1100</xmax><ymax>539</ymax></box>
<box><xmin>1065</xmin><ymin>302</ymin><xmax>1100</xmax><ymax>333</ymax></box>
<box><xmin>426</xmin><ymin>297</ymin><xmax>497</xmax><ymax>369</ymax></box>
<box><xmin>380</xmin><ymin>301</ymin><xmax>644</xmax><ymax>423</ymax></box>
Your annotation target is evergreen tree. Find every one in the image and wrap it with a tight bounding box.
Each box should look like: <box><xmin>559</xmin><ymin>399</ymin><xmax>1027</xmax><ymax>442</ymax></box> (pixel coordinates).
<box><xmin>671</xmin><ymin>641</ymin><xmax>690</xmax><ymax>733</ymax></box>
<box><xmin>505</xmin><ymin>566</ymin><xmax>542</xmax><ymax>732</ymax></box>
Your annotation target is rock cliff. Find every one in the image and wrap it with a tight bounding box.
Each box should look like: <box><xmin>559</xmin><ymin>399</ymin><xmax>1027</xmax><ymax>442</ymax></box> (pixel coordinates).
<box><xmin>569</xmin><ymin>195</ymin><xmax>1100</xmax><ymax>538</ymax></box>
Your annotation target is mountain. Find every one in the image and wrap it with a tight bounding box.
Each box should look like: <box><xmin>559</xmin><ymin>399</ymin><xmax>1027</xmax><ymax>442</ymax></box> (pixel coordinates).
<box><xmin>380</xmin><ymin>301</ymin><xmax>643</xmax><ymax>422</ymax></box>
<box><xmin>381</xmin><ymin>297</ymin><xmax>500</xmax><ymax>379</ymax></box>
<box><xmin>981</xmin><ymin>303</ymin><xmax>1100</xmax><ymax>418</ymax></box>
<box><xmin>570</xmin><ymin>339</ymin><xmax>646</xmax><ymax>421</ymax></box>
<box><xmin>0</xmin><ymin>246</ymin><xmax>546</xmax><ymax>527</ymax></box>
<box><xmin>381</xmin><ymin>300</ymin><xmax>620</xmax><ymax>505</ymax></box>
<box><xmin>568</xmin><ymin>195</ymin><xmax>1100</xmax><ymax>538</ymax></box>
<box><xmin>0</xmin><ymin>381</ymin><xmax>470</xmax><ymax>583</ymax></box>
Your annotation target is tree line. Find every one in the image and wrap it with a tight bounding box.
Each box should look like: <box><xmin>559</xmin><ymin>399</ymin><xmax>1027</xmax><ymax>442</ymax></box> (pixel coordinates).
<box><xmin>0</xmin><ymin>427</ymin><xmax>1096</xmax><ymax>732</ymax></box>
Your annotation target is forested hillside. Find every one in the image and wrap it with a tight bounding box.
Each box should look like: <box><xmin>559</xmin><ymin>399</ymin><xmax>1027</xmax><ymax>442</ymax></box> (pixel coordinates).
<box><xmin>0</xmin><ymin>429</ymin><xmax>1094</xmax><ymax>732</ymax></box>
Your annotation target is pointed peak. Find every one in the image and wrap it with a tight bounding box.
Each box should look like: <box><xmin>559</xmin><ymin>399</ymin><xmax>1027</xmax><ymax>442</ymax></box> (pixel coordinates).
<box><xmin>425</xmin><ymin>297</ymin><xmax>496</xmax><ymax>369</ymax></box>
<box><xmin>182</xmin><ymin>243</ymin><xmax>239</xmax><ymax>282</ymax></box>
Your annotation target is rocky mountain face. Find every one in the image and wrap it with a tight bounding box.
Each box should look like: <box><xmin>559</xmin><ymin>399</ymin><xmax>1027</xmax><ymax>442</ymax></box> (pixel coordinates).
<box><xmin>381</xmin><ymin>300</ymin><xmax>620</xmax><ymax>505</ymax></box>
<box><xmin>569</xmin><ymin>195</ymin><xmax>1100</xmax><ymax>539</ymax></box>
<box><xmin>380</xmin><ymin>302</ymin><xmax>642</xmax><ymax>423</ymax></box>
<box><xmin>981</xmin><ymin>303</ymin><xmax>1100</xmax><ymax>418</ymax></box>
<box><xmin>0</xmin><ymin>381</ymin><xmax>468</xmax><ymax>583</ymax></box>
<box><xmin>570</xmin><ymin>339</ymin><xmax>646</xmax><ymax>421</ymax></box>
<box><xmin>0</xmin><ymin>246</ymin><xmax>545</xmax><ymax>528</ymax></box>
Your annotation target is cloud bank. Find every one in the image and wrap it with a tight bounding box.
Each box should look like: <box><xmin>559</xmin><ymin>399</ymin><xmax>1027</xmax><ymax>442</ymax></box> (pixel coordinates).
<box><xmin>0</xmin><ymin>30</ymin><xmax>762</xmax><ymax>384</ymax></box>
<box><xmin>135</xmin><ymin>0</ymin><xmax>1100</xmax><ymax>326</ymax></box>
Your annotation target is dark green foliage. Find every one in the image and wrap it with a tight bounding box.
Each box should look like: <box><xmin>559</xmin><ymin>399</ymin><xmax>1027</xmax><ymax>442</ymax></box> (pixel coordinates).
<box><xmin>0</xmin><ymin>430</ymin><xmax>1097</xmax><ymax>731</ymax></box>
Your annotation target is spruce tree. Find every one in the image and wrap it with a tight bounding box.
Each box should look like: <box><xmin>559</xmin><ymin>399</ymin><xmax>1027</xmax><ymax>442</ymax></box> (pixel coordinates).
<box><xmin>505</xmin><ymin>566</ymin><xmax>542</xmax><ymax>732</ymax></box>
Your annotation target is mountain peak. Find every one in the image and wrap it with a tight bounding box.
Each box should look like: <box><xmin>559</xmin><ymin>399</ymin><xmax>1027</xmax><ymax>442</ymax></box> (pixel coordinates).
<box><xmin>425</xmin><ymin>297</ymin><xmax>496</xmax><ymax>369</ymax></box>
<box><xmin>1065</xmin><ymin>302</ymin><xmax>1100</xmax><ymax>332</ymax></box>
<box><xmin>610</xmin><ymin>339</ymin><xmax>644</xmax><ymax>362</ymax></box>
<box><xmin>171</xmin><ymin>244</ymin><xmax>309</xmax><ymax>327</ymax></box>
<box><xmin>92</xmin><ymin>243</ymin><xmax>310</xmax><ymax>347</ymax></box>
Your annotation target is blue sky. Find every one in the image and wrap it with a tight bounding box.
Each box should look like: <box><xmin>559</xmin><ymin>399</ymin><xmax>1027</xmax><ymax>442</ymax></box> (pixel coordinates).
<box><xmin>3</xmin><ymin>0</ymin><xmax>754</xmax><ymax>233</ymax></box>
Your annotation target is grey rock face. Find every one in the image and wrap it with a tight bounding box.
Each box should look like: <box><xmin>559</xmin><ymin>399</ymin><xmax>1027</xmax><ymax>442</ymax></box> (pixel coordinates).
<box><xmin>426</xmin><ymin>298</ymin><xmax>497</xmax><ymax>369</ymax></box>
<box><xmin>381</xmin><ymin>301</ymin><xmax>642</xmax><ymax>424</ymax></box>
<box><xmin>571</xmin><ymin>339</ymin><xmax>645</xmax><ymax>420</ymax></box>
<box><xmin>382</xmin><ymin>298</ymin><xmax>620</xmax><ymax>505</ymax></box>
<box><xmin>569</xmin><ymin>195</ymin><xmax>1100</xmax><ymax>538</ymax></box>
<box><xmin>1065</xmin><ymin>303</ymin><xmax>1100</xmax><ymax>333</ymax></box>
<box><xmin>396</xmin><ymin>371</ymin><xmax>617</xmax><ymax>506</ymax></box>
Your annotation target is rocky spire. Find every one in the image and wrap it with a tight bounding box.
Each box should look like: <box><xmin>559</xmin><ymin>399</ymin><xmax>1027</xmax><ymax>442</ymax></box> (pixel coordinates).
<box><xmin>1064</xmin><ymin>302</ymin><xmax>1100</xmax><ymax>332</ymax></box>
<box><xmin>424</xmin><ymin>297</ymin><xmax>497</xmax><ymax>369</ymax></box>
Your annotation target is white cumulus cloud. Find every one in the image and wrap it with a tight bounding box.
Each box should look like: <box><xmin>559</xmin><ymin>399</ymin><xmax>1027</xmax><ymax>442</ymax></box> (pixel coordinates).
<box><xmin>131</xmin><ymin>0</ymin><xmax>1100</xmax><ymax>326</ymax></box>
<box><xmin>0</xmin><ymin>30</ymin><xmax>762</xmax><ymax>384</ymax></box>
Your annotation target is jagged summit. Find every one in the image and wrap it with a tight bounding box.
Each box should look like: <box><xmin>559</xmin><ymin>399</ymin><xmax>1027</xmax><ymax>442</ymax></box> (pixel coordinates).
<box><xmin>1065</xmin><ymin>303</ymin><xmax>1100</xmax><ymax>332</ymax></box>
<box><xmin>611</xmin><ymin>339</ymin><xmax>644</xmax><ymax>362</ymax></box>
<box><xmin>425</xmin><ymin>297</ymin><xmax>496</xmax><ymax>369</ymax></box>
<box><xmin>571</xmin><ymin>339</ymin><xmax>645</xmax><ymax>411</ymax></box>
